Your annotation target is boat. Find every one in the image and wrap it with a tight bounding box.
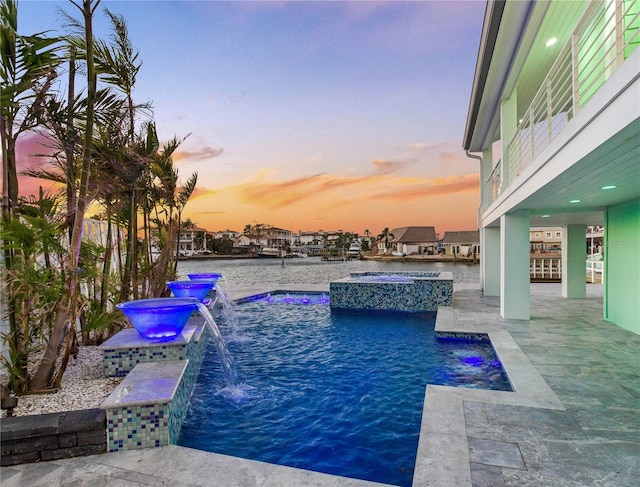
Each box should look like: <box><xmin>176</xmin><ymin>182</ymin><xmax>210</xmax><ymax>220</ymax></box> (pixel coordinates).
<box><xmin>289</xmin><ymin>252</ymin><xmax>308</xmax><ymax>258</ymax></box>
<box><xmin>347</xmin><ymin>243</ymin><xmax>361</xmax><ymax>257</ymax></box>
<box><xmin>258</xmin><ymin>247</ymin><xmax>282</xmax><ymax>258</ymax></box>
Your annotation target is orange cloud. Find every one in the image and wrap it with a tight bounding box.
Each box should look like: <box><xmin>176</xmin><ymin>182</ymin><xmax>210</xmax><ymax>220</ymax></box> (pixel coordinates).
<box><xmin>238</xmin><ymin>174</ymin><xmax>342</xmax><ymax>209</ymax></box>
<box><xmin>189</xmin><ymin>187</ymin><xmax>216</xmax><ymax>200</ymax></box>
<box><xmin>174</xmin><ymin>146</ymin><xmax>223</xmax><ymax>163</ymax></box>
<box><xmin>372</xmin><ymin>174</ymin><xmax>479</xmax><ymax>201</ymax></box>
<box><xmin>13</xmin><ymin>132</ymin><xmax>61</xmax><ymax>198</ymax></box>
<box><xmin>372</xmin><ymin>159</ymin><xmax>408</xmax><ymax>174</ymax></box>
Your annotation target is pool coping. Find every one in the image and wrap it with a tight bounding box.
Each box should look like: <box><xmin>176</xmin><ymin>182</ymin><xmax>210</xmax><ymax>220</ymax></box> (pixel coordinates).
<box><xmin>412</xmin><ymin>306</ymin><xmax>564</xmax><ymax>486</ymax></box>
<box><xmin>225</xmin><ymin>284</ymin><xmax>565</xmax><ymax>487</ymax></box>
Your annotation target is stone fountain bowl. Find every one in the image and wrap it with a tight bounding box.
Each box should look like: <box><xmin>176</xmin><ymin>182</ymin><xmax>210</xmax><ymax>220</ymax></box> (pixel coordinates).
<box><xmin>116</xmin><ymin>297</ymin><xmax>200</xmax><ymax>339</ymax></box>
<box><xmin>166</xmin><ymin>280</ymin><xmax>214</xmax><ymax>302</ymax></box>
<box><xmin>187</xmin><ymin>273</ymin><xmax>222</xmax><ymax>286</ymax></box>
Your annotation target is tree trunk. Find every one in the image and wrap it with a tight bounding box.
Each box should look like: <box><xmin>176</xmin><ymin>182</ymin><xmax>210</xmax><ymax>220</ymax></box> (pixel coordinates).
<box><xmin>66</xmin><ymin>46</ymin><xmax>77</xmax><ymax>241</ymax></box>
<box><xmin>100</xmin><ymin>198</ymin><xmax>113</xmax><ymax>311</ymax></box>
<box><xmin>31</xmin><ymin>0</ymin><xmax>99</xmax><ymax>390</ymax></box>
<box><xmin>120</xmin><ymin>193</ymin><xmax>135</xmax><ymax>302</ymax></box>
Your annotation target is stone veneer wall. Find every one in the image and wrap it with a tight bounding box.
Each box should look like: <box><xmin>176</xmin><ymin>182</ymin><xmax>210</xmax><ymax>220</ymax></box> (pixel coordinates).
<box><xmin>1</xmin><ymin>409</ymin><xmax>106</xmax><ymax>466</ymax></box>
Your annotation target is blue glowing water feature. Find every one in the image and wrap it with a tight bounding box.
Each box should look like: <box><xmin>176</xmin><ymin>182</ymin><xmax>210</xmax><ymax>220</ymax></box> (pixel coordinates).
<box><xmin>179</xmin><ymin>301</ymin><xmax>511</xmax><ymax>486</ymax></box>
<box><xmin>187</xmin><ymin>272</ymin><xmax>223</xmax><ymax>286</ymax></box>
<box><xmin>254</xmin><ymin>291</ymin><xmax>330</xmax><ymax>305</ymax></box>
<box><xmin>116</xmin><ymin>297</ymin><xmax>199</xmax><ymax>340</ymax></box>
<box><xmin>166</xmin><ymin>280</ymin><xmax>214</xmax><ymax>302</ymax></box>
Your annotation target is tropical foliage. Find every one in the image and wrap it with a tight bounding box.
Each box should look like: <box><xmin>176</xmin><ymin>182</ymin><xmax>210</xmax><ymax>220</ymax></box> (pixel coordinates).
<box><xmin>0</xmin><ymin>0</ymin><xmax>200</xmax><ymax>392</ymax></box>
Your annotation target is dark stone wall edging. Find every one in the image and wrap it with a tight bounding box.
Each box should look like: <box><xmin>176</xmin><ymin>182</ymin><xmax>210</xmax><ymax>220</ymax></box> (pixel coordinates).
<box><xmin>1</xmin><ymin>408</ymin><xmax>106</xmax><ymax>466</ymax></box>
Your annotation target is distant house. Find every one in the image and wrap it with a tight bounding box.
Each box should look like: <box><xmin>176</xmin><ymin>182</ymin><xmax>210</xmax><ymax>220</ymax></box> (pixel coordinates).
<box><xmin>389</xmin><ymin>226</ymin><xmax>438</xmax><ymax>255</ymax></box>
<box><xmin>233</xmin><ymin>234</ymin><xmax>252</xmax><ymax>248</ymax></box>
<box><xmin>529</xmin><ymin>227</ymin><xmax>563</xmax><ymax>253</ymax></box>
<box><xmin>441</xmin><ymin>230</ymin><xmax>480</xmax><ymax>256</ymax></box>
<box><xmin>214</xmin><ymin>229</ymin><xmax>240</xmax><ymax>239</ymax></box>
<box><xmin>178</xmin><ymin>226</ymin><xmax>208</xmax><ymax>255</ymax></box>
<box><xmin>264</xmin><ymin>227</ymin><xmax>292</xmax><ymax>249</ymax></box>
<box><xmin>298</xmin><ymin>231</ymin><xmax>321</xmax><ymax>245</ymax></box>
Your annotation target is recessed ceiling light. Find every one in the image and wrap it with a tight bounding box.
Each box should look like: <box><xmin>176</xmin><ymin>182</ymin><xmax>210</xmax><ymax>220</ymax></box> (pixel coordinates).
<box><xmin>545</xmin><ymin>37</ymin><xmax>558</xmax><ymax>47</ymax></box>
<box><xmin>600</xmin><ymin>185</ymin><xmax>617</xmax><ymax>190</ymax></box>
<box><xmin>569</xmin><ymin>199</ymin><xmax>581</xmax><ymax>203</ymax></box>
<box><xmin>541</xmin><ymin>214</ymin><xmax>550</xmax><ymax>218</ymax></box>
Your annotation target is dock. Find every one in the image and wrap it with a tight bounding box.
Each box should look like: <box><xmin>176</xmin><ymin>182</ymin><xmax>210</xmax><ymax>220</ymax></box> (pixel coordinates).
<box><xmin>320</xmin><ymin>249</ymin><xmax>353</xmax><ymax>261</ymax></box>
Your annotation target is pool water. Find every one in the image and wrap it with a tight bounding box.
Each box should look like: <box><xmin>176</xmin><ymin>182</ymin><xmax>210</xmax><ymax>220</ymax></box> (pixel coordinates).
<box><xmin>178</xmin><ymin>300</ymin><xmax>511</xmax><ymax>486</ymax></box>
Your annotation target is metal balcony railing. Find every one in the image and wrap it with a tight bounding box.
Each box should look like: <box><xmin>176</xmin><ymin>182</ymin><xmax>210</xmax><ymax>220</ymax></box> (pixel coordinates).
<box><xmin>485</xmin><ymin>158</ymin><xmax>502</xmax><ymax>207</ymax></box>
<box><xmin>486</xmin><ymin>0</ymin><xmax>639</xmax><ymax>207</ymax></box>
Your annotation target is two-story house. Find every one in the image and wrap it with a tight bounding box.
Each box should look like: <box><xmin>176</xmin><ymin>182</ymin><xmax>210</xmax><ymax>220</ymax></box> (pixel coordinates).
<box><xmin>463</xmin><ymin>0</ymin><xmax>639</xmax><ymax>333</ymax></box>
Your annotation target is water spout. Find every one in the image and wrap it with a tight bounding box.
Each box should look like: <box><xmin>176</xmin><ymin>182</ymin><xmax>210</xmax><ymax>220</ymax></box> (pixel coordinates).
<box><xmin>196</xmin><ymin>303</ymin><xmax>237</xmax><ymax>388</ymax></box>
<box><xmin>213</xmin><ymin>283</ymin><xmax>251</xmax><ymax>346</ymax></box>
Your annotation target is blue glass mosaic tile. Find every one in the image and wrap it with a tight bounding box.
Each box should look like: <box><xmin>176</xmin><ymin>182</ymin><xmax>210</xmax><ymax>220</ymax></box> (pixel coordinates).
<box><xmin>101</xmin><ymin>321</ymin><xmax>211</xmax><ymax>452</ymax></box>
<box><xmin>330</xmin><ymin>272</ymin><xmax>453</xmax><ymax>311</ymax></box>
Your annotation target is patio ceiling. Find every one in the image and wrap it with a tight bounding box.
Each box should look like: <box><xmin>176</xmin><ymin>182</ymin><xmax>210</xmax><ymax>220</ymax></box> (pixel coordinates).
<box><xmin>492</xmin><ymin>117</ymin><xmax>640</xmax><ymax>227</ymax></box>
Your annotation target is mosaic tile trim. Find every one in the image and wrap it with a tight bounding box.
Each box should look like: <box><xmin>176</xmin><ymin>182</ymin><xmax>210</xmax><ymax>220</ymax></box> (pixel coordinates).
<box><xmin>106</xmin><ymin>403</ymin><xmax>170</xmax><ymax>451</ymax></box>
<box><xmin>102</xmin><ymin>323</ymin><xmax>211</xmax><ymax>452</ymax></box>
<box><xmin>330</xmin><ymin>277</ymin><xmax>453</xmax><ymax>312</ymax></box>
<box><xmin>349</xmin><ymin>271</ymin><xmax>441</xmax><ymax>278</ymax></box>
<box><xmin>101</xmin><ymin>344</ymin><xmax>187</xmax><ymax>378</ymax></box>
<box><xmin>435</xmin><ymin>331</ymin><xmax>491</xmax><ymax>341</ymax></box>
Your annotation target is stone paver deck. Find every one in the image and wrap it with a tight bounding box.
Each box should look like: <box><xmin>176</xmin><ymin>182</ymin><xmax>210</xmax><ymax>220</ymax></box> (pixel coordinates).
<box><xmin>2</xmin><ymin>283</ymin><xmax>638</xmax><ymax>486</ymax></box>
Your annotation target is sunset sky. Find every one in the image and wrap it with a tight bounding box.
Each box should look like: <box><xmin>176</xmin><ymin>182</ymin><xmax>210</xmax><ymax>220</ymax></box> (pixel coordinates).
<box><xmin>15</xmin><ymin>0</ymin><xmax>485</xmax><ymax>236</ymax></box>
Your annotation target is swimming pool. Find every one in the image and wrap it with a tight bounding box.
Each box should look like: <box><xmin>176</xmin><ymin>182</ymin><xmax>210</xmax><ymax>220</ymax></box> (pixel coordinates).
<box><xmin>178</xmin><ymin>296</ymin><xmax>510</xmax><ymax>486</ymax></box>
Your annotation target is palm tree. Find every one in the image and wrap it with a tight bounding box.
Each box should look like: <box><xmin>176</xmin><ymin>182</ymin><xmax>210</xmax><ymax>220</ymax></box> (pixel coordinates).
<box><xmin>31</xmin><ymin>0</ymin><xmax>102</xmax><ymax>391</ymax></box>
<box><xmin>144</xmin><ymin>132</ymin><xmax>197</xmax><ymax>296</ymax></box>
<box><xmin>1</xmin><ymin>189</ymin><xmax>66</xmax><ymax>392</ymax></box>
<box><xmin>376</xmin><ymin>227</ymin><xmax>395</xmax><ymax>255</ymax></box>
<box><xmin>1</xmin><ymin>0</ymin><xmax>61</xmax><ymax>220</ymax></box>
<box><xmin>1</xmin><ymin>1</ymin><xmax>61</xmax><ymax>379</ymax></box>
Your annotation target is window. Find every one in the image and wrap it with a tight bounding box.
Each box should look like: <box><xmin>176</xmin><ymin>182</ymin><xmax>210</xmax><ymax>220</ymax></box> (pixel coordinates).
<box><xmin>546</xmin><ymin>232</ymin><xmax>552</xmax><ymax>238</ymax></box>
<box><xmin>535</xmin><ymin>232</ymin><xmax>541</xmax><ymax>238</ymax></box>
<box><xmin>555</xmin><ymin>231</ymin><xmax>562</xmax><ymax>238</ymax></box>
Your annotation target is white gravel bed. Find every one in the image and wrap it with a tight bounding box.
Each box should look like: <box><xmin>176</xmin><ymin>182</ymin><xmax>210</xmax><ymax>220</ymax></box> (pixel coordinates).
<box><xmin>1</xmin><ymin>346</ymin><xmax>122</xmax><ymax>418</ymax></box>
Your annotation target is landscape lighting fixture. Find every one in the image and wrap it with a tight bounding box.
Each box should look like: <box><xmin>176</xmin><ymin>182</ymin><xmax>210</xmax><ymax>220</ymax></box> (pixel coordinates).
<box><xmin>600</xmin><ymin>185</ymin><xmax>617</xmax><ymax>190</ymax></box>
<box><xmin>541</xmin><ymin>214</ymin><xmax>550</xmax><ymax>218</ymax></box>
<box><xmin>545</xmin><ymin>37</ymin><xmax>558</xmax><ymax>47</ymax></box>
<box><xmin>569</xmin><ymin>199</ymin><xmax>581</xmax><ymax>203</ymax></box>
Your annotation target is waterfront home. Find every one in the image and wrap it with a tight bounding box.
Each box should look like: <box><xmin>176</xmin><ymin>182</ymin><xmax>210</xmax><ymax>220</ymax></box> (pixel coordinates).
<box><xmin>529</xmin><ymin>227</ymin><xmax>564</xmax><ymax>253</ymax></box>
<box><xmin>389</xmin><ymin>226</ymin><xmax>438</xmax><ymax>255</ymax></box>
<box><xmin>440</xmin><ymin>230</ymin><xmax>480</xmax><ymax>257</ymax></box>
<box><xmin>178</xmin><ymin>225</ymin><xmax>209</xmax><ymax>256</ymax></box>
<box><xmin>463</xmin><ymin>0</ymin><xmax>639</xmax><ymax>333</ymax></box>
<box><xmin>263</xmin><ymin>226</ymin><xmax>292</xmax><ymax>249</ymax></box>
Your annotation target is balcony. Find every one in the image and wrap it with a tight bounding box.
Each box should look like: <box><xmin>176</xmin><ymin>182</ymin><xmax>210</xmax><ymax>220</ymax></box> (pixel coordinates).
<box><xmin>485</xmin><ymin>0</ymin><xmax>639</xmax><ymax>208</ymax></box>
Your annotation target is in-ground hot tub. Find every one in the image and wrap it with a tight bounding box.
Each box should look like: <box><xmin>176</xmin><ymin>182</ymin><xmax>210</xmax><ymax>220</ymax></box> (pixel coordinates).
<box><xmin>329</xmin><ymin>271</ymin><xmax>453</xmax><ymax>312</ymax></box>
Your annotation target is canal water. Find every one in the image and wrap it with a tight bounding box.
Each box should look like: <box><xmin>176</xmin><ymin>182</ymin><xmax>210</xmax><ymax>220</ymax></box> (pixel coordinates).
<box><xmin>177</xmin><ymin>257</ymin><xmax>479</xmax><ymax>287</ymax></box>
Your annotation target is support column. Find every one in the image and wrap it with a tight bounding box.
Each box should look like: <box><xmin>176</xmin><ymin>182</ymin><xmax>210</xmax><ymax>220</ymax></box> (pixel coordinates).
<box><xmin>500</xmin><ymin>210</ymin><xmax>530</xmax><ymax>319</ymax></box>
<box><xmin>562</xmin><ymin>224</ymin><xmax>586</xmax><ymax>298</ymax></box>
<box><xmin>482</xmin><ymin>226</ymin><xmax>500</xmax><ymax>296</ymax></box>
